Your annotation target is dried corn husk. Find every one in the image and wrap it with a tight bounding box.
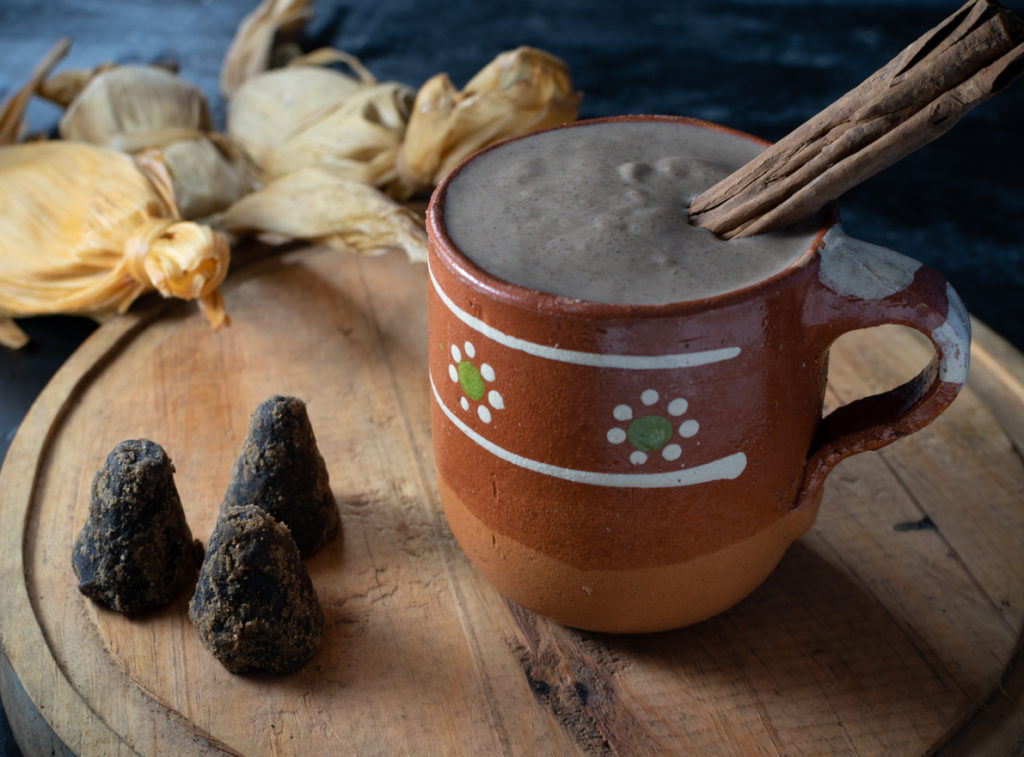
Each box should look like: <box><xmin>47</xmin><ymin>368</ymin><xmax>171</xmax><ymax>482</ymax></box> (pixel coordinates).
<box><xmin>226</xmin><ymin>47</ymin><xmax>413</xmax><ymax>189</ymax></box>
<box><xmin>59</xmin><ymin>65</ymin><xmax>213</xmax><ymax>150</ymax></box>
<box><xmin>285</xmin><ymin>46</ymin><xmax>378</xmax><ymax>76</ymax></box>
<box><xmin>219</xmin><ymin>42</ymin><xmax>580</xmax><ymax>260</ymax></box>
<box><xmin>56</xmin><ymin>65</ymin><xmax>255</xmax><ymax>218</ymax></box>
<box><xmin>39</xmin><ymin>62</ymin><xmax>121</xmax><ymax>108</ymax></box>
<box><xmin>0</xmin><ymin>38</ymin><xmax>71</xmax><ymax>145</ymax></box>
<box><xmin>220</xmin><ymin>0</ymin><xmax>314</xmax><ymax>98</ymax></box>
<box><xmin>0</xmin><ymin>141</ymin><xmax>230</xmax><ymax>349</ymax></box>
<box><xmin>212</xmin><ymin>166</ymin><xmax>427</xmax><ymax>262</ymax></box>
<box><xmin>227</xmin><ymin>65</ymin><xmax>367</xmax><ymax>157</ymax></box>
<box><xmin>143</xmin><ymin>135</ymin><xmax>256</xmax><ymax>221</ymax></box>
<box><xmin>0</xmin><ymin>319</ymin><xmax>29</xmax><ymax>350</ymax></box>
<box><xmin>394</xmin><ymin>46</ymin><xmax>582</xmax><ymax>197</ymax></box>
<box><xmin>228</xmin><ymin>62</ymin><xmax>413</xmax><ymax>187</ymax></box>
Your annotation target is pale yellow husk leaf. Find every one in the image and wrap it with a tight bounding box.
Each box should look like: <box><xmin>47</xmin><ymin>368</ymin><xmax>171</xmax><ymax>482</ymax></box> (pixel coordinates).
<box><xmin>0</xmin><ymin>38</ymin><xmax>71</xmax><ymax>145</ymax></box>
<box><xmin>0</xmin><ymin>319</ymin><xmax>29</xmax><ymax>350</ymax></box>
<box><xmin>0</xmin><ymin>141</ymin><xmax>230</xmax><ymax>349</ymax></box>
<box><xmin>285</xmin><ymin>47</ymin><xmax>377</xmax><ymax>81</ymax></box>
<box><xmin>394</xmin><ymin>46</ymin><xmax>582</xmax><ymax>197</ymax></box>
<box><xmin>149</xmin><ymin>135</ymin><xmax>257</xmax><ymax>221</ymax></box>
<box><xmin>228</xmin><ymin>66</ymin><xmax>367</xmax><ymax>164</ymax></box>
<box><xmin>39</xmin><ymin>62</ymin><xmax>119</xmax><ymax>108</ymax></box>
<box><xmin>56</xmin><ymin>65</ymin><xmax>255</xmax><ymax>219</ymax></box>
<box><xmin>226</xmin><ymin>52</ymin><xmax>413</xmax><ymax>188</ymax></box>
<box><xmin>59</xmin><ymin>65</ymin><xmax>213</xmax><ymax>150</ymax></box>
<box><xmin>220</xmin><ymin>0</ymin><xmax>315</xmax><ymax>98</ymax></box>
<box><xmin>261</xmin><ymin>82</ymin><xmax>413</xmax><ymax>185</ymax></box>
<box><xmin>212</xmin><ymin>165</ymin><xmax>427</xmax><ymax>262</ymax></box>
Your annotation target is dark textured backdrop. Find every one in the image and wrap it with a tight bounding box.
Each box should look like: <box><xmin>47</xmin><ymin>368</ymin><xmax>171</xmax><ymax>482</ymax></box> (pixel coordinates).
<box><xmin>1</xmin><ymin>1</ymin><xmax>1022</xmax><ymax>753</ymax></box>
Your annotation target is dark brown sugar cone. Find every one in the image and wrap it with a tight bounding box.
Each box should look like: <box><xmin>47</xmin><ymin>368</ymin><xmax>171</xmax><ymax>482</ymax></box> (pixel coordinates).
<box><xmin>189</xmin><ymin>504</ymin><xmax>324</xmax><ymax>674</ymax></box>
<box><xmin>221</xmin><ymin>395</ymin><xmax>339</xmax><ymax>556</ymax></box>
<box><xmin>72</xmin><ymin>439</ymin><xmax>204</xmax><ymax>614</ymax></box>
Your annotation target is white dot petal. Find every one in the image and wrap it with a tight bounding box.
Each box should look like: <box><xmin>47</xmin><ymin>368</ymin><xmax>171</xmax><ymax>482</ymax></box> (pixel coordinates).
<box><xmin>448</xmin><ymin>364</ymin><xmax>459</xmax><ymax>382</ymax></box>
<box><xmin>488</xmin><ymin>390</ymin><xmax>504</xmax><ymax>409</ymax></box>
<box><xmin>481</xmin><ymin>363</ymin><xmax>496</xmax><ymax>382</ymax></box>
<box><xmin>679</xmin><ymin>419</ymin><xmax>700</xmax><ymax>437</ymax></box>
<box><xmin>464</xmin><ymin>341</ymin><xmax>476</xmax><ymax>358</ymax></box>
<box><xmin>630</xmin><ymin>450</ymin><xmax>648</xmax><ymax>465</ymax></box>
<box><xmin>460</xmin><ymin>397</ymin><xmax>469</xmax><ymax>411</ymax></box>
<box><xmin>607</xmin><ymin>428</ymin><xmax>627</xmax><ymax>444</ymax></box>
<box><xmin>613</xmin><ymin>404</ymin><xmax>633</xmax><ymax>421</ymax></box>
<box><xmin>668</xmin><ymin>398</ymin><xmax>688</xmax><ymax>416</ymax></box>
<box><xmin>478</xmin><ymin>405</ymin><xmax>492</xmax><ymax>423</ymax></box>
<box><xmin>451</xmin><ymin>344</ymin><xmax>462</xmax><ymax>362</ymax></box>
<box><xmin>641</xmin><ymin>389</ymin><xmax>659</xmax><ymax>406</ymax></box>
<box><xmin>662</xmin><ymin>444</ymin><xmax>682</xmax><ymax>461</ymax></box>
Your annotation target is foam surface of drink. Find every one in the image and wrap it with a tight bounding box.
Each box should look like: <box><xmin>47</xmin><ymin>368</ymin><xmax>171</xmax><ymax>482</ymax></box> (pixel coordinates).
<box><xmin>442</xmin><ymin>121</ymin><xmax>818</xmax><ymax>305</ymax></box>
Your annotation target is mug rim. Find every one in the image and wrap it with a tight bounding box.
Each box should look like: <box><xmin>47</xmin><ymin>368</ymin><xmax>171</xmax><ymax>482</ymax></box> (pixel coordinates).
<box><xmin>427</xmin><ymin>114</ymin><xmax>838</xmax><ymax>318</ymax></box>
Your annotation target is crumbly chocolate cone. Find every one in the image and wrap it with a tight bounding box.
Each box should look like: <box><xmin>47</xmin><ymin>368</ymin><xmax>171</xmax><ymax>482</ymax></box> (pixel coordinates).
<box><xmin>221</xmin><ymin>395</ymin><xmax>338</xmax><ymax>556</ymax></box>
<box><xmin>72</xmin><ymin>439</ymin><xmax>204</xmax><ymax>614</ymax></box>
<box><xmin>189</xmin><ymin>505</ymin><xmax>324</xmax><ymax>674</ymax></box>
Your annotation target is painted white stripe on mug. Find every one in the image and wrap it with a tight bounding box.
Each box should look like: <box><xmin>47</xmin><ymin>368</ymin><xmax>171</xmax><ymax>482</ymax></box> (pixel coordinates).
<box><xmin>431</xmin><ymin>374</ymin><xmax>747</xmax><ymax>488</ymax></box>
<box><xmin>429</xmin><ymin>264</ymin><xmax>741</xmax><ymax>370</ymax></box>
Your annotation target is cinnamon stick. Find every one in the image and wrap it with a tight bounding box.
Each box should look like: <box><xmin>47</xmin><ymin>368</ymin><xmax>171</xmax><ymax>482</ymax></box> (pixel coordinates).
<box><xmin>689</xmin><ymin>0</ymin><xmax>1024</xmax><ymax>239</ymax></box>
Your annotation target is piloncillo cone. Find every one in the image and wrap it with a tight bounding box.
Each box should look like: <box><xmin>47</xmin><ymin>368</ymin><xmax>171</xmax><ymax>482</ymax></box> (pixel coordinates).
<box><xmin>221</xmin><ymin>395</ymin><xmax>339</xmax><ymax>556</ymax></box>
<box><xmin>189</xmin><ymin>504</ymin><xmax>324</xmax><ymax>674</ymax></box>
<box><xmin>72</xmin><ymin>439</ymin><xmax>204</xmax><ymax>613</ymax></box>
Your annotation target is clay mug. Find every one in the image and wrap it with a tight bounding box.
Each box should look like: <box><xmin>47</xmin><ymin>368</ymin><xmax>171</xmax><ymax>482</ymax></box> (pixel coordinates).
<box><xmin>426</xmin><ymin>116</ymin><xmax>971</xmax><ymax>633</ymax></box>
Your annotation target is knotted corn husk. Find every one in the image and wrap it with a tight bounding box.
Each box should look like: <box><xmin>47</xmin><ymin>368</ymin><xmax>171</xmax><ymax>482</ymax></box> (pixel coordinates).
<box><xmin>217</xmin><ymin>44</ymin><xmax>580</xmax><ymax>263</ymax></box>
<box><xmin>57</xmin><ymin>64</ymin><xmax>255</xmax><ymax>219</ymax></box>
<box><xmin>0</xmin><ymin>37</ymin><xmax>71</xmax><ymax>145</ymax></box>
<box><xmin>212</xmin><ymin>166</ymin><xmax>427</xmax><ymax>262</ymax></box>
<box><xmin>227</xmin><ymin>50</ymin><xmax>414</xmax><ymax>189</ymax></box>
<box><xmin>394</xmin><ymin>46</ymin><xmax>582</xmax><ymax>198</ymax></box>
<box><xmin>227</xmin><ymin>64</ymin><xmax>367</xmax><ymax>163</ymax></box>
<box><xmin>37</xmin><ymin>61</ymin><xmax>118</xmax><ymax>108</ymax></box>
<box><xmin>220</xmin><ymin>0</ymin><xmax>314</xmax><ymax>98</ymax></box>
<box><xmin>152</xmin><ymin>134</ymin><xmax>256</xmax><ymax>221</ymax></box>
<box><xmin>226</xmin><ymin>45</ymin><xmax>580</xmax><ymax>202</ymax></box>
<box><xmin>0</xmin><ymin>141</ymin><xmax>230</xmax><ymax>349</ymax></box>
<box><xmin>60</xmin><ymin>64</ymin><xmax>213</xmax><ymax>148</ymax></box>
<box><xmin>39</xmin><ymin>59</ymin><xmax>179</xmax><ymax>109</ymax></box>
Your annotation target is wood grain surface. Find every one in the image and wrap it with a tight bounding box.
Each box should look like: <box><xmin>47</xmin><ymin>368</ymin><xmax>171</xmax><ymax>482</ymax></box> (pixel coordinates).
<box><xmin>1</xmin><ymin>245</ymin><xmax>1022</xmax><ymax>756</ymax></box>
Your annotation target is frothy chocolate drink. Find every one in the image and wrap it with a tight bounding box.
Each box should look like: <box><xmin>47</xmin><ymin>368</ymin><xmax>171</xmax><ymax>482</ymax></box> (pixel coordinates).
<box><xmin>442</xmin><ymin>120</ymin><xmax>819</xmax><ymax>305</ymax></box>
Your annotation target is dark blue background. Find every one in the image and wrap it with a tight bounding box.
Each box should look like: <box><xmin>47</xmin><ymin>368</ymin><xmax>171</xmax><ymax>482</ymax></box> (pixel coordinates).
<box><xmin>2</xmin><ymin>1</ymin><xmax>1022</xmax><ymax>752</ymax></box>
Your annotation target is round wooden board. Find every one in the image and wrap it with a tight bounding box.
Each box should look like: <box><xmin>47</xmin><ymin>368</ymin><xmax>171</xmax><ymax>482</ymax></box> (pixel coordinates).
<box><xmin>2</xmin><ymin>246</ymin><xmax>1023</xmax><ymax>756</ymax></box>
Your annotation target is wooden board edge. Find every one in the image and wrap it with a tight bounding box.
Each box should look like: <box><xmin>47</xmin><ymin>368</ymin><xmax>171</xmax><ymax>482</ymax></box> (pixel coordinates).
<box><xmin>3</xmin><ymin>290</ymin><xmax>1023</xmax><ymax>755</ymax></box>
<box><xmin>929</xmin><ymin>631</ymin><xmax>1024</xmax><ymax>756</ymax></box>
<box><xmin>0</xmin><ymin>301</ymin><xmax>181</xmax><ymax>756</ymax></box>
<box><xmin>1</xmin><ymin>650</ymin><xmax>76</xmax><ymax>757</ymax></box>
<box><xmin>968</xmin><ymin>317</ymin><xmax>1024</xmax><ymax>454</ymax></box>
<box><xmin>925</xmin><ymin>317</ymin><xmax>1024</xmax><ymax>755</ymax></box>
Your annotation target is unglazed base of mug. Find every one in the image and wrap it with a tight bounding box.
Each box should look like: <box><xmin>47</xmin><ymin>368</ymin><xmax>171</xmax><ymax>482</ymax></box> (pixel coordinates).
<box><xmin>438</xmin><ymin>475</ymin><xmax>821</xmax><ymax>633</ymax></box>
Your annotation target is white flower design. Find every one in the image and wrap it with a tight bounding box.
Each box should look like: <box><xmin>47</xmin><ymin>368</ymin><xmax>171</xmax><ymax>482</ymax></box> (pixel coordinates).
<box><xmin>606</xmin><ymin>388</ymin><xmax>699</xmax><ymax>465</ymax></box>
<box><xmin>448</xmin><ymin>340</ymin><xmax>503</xmax><ymax>423</ymax></box>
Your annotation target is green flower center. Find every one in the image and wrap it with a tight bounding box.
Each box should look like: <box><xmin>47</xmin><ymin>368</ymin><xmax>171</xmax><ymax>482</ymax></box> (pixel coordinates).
<box><xmin>627</xmin><ymin>416</ymin><xmax>672</xmax><ymax>451</ymax></box>
<box><xmin>458</xmin><ymin>360</ymin><xmax>485</xmax><ymax>401</ymax></box>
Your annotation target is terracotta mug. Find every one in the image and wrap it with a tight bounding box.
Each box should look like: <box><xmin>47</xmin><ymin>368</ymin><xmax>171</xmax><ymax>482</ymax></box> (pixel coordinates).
<box><xmin>426</xmin><ymin>116</ymin><xmax>971</xmax><ymax>633</ymax></box>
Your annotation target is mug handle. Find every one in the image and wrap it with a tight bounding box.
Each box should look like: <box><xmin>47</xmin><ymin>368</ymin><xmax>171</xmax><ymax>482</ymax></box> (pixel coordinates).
<box><xmin>787</xmin><ymin>227</ymin><xmax>972</xmax><ymax>534</ymax></box>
